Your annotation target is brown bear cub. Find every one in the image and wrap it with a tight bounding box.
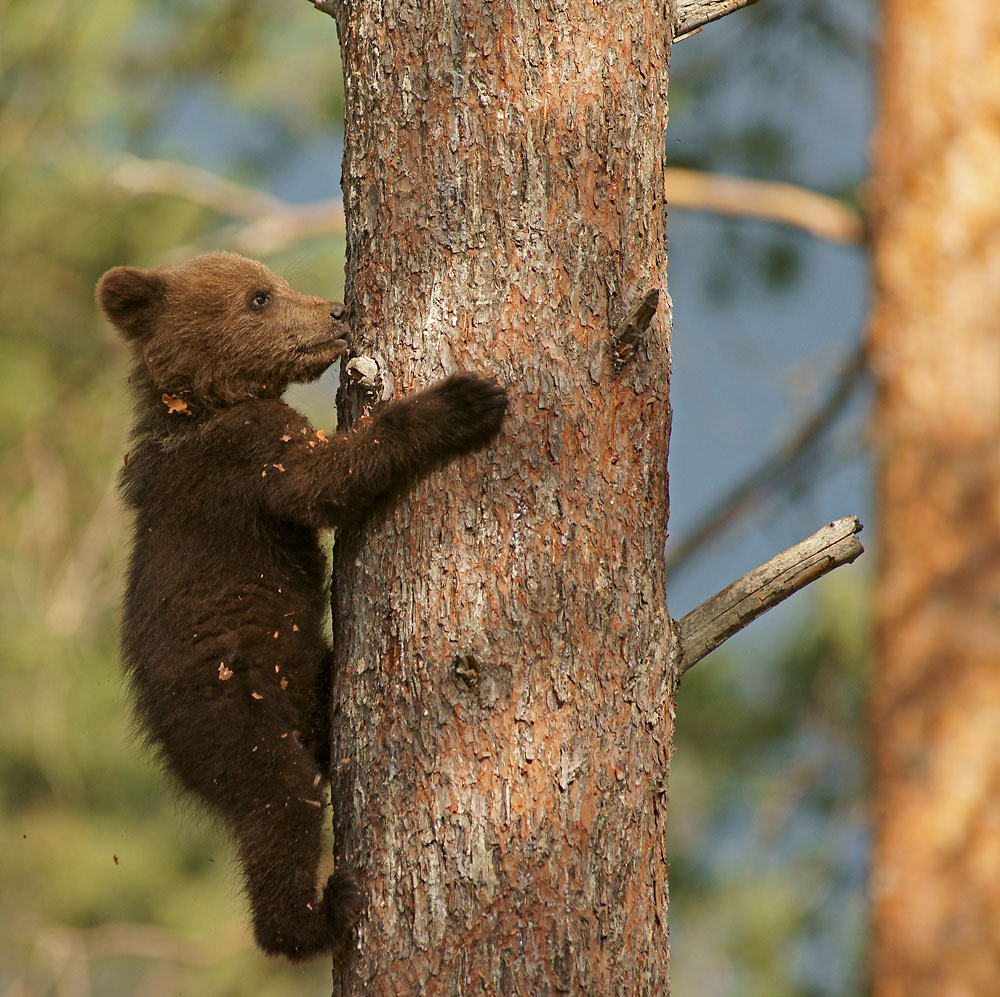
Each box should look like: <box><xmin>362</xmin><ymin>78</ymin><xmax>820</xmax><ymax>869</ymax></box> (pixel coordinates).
<box><xmin>97</xmin><ymin>252</ymin><xmax>506</xmax><ymax>961</ymax></box>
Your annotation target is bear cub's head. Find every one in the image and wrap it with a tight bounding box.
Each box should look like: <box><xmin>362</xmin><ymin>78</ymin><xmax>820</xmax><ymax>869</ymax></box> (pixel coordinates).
<box><xmin>97</xmin><ymin>252</ymin><xmax>349</xmax><ymax>410</ymax></box>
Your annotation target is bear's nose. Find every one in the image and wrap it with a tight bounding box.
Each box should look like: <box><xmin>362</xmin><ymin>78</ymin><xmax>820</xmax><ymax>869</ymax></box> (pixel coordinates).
<box><xmin>330</xmin><ymin>302</ymin><xmax>347</xmax><ymax>321</ymax></box>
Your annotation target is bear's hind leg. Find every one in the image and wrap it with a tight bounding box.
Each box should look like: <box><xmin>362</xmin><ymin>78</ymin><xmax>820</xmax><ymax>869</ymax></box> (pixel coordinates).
<box><xmin>187</xmin><ymin>710</ymin><xmax>360</xmax><ymax>961</ymax></box>
<box><xmin>237</xmin><ymin>793</ymin><xmax>359</xmax><ymax>961</ymax></box>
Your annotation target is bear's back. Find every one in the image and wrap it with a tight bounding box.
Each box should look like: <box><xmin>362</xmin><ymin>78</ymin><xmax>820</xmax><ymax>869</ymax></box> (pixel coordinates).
<box><xmin>119</xmin><ymin>399</ymin><xmax>331</xmax><ymax>716</ymax></box>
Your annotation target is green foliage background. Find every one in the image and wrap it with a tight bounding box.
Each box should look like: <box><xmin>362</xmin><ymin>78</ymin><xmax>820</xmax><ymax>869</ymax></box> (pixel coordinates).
<box><xmin>0</xmin><ymin>1</ymin><xmax>870</xmax><ymax>993</ymax></box>
<box><xmin>1</xmin><ymin>1</ymin><xmax>345</xmax><ymax>992</ymax></box>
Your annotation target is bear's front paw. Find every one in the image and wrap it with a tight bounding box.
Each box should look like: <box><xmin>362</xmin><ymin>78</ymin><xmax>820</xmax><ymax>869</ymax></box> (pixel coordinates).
<box><xmin>432</xmin><ymin>372</ymin><xmax>508</xmax><ymax>452</ymax></box>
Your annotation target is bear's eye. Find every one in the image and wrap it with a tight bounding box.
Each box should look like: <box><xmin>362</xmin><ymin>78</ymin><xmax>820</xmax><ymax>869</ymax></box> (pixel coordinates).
<box><xmin>249</xmin><ymin>291</ymin><xmax>272</xmax><ymax>310</ymax></box>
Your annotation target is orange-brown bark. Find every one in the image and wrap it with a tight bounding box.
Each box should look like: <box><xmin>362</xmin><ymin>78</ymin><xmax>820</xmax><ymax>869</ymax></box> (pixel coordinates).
<box><xmin>327</xmin><ymin>1</ymin><xmax>674</xmax><ymax>993</ymax></box>
<box><xmin>869</xmin><ymin>2</ymin><xmax>1000</xmax><ymax>992</ymax></box>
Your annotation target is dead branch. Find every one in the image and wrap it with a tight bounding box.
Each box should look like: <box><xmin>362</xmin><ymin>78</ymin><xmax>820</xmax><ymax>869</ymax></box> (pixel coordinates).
<box><xmin>676</xmin><ymin>515</ymin><xmax>864</xmax><ymax>675</ymax></box>
<box><xmin>667</xmin><ymin>167</ymin><xmax>865</xmax><ymax>245</ymax></box>
<box><xmin>675</xmin><ymin>0</ymin><xmax>760</xmax><ymax>39</ymax></box>
<box><xmin>665</xmin><ymin>342</ymin><xmax>868</xmax><ymax>573</ymax></box>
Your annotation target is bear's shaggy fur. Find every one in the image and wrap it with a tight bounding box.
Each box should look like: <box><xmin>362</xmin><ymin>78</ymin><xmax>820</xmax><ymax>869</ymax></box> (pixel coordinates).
<box><xmin>97</xmin><ymin>252</ymin><xmax>506</xmax><ymax>960</ymax></box>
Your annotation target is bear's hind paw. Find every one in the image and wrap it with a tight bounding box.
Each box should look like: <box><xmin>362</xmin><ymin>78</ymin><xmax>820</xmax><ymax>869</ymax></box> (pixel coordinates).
<box><xmin>323</xmin><ymin>869</ymin><xmax>363</xmax><ymax>948</ymax></box>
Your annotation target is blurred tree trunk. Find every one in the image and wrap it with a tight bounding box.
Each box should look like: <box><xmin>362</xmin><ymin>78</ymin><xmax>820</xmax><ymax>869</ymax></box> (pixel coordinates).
<box><xmin>869</xmin><ymin>1</ymin><xmax>1000</xmax><ymax>992</ymax></box>
<box><xmin>328</xmin><ymin>1</ymin><xmax>674</xmax><ymax>993</ymax></box>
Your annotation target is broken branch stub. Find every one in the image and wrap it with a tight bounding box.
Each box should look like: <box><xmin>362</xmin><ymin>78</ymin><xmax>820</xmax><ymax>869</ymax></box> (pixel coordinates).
<box><xmin>609</xmin><ymin>289</ymin><xmax>659</xmax><ymax>374</ymax></box>
<box><xmin>307</xmin><ymin>0</ymin><xmax>338</xmax><ymax>17</ymax></box>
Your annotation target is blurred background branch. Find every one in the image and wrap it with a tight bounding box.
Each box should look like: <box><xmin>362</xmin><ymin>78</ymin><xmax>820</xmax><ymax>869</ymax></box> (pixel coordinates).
<box><xmin>666</xmin><ymin>167</ymin><xmax>865</xmax><ymax>244</ymax></box>
<box><xmin>107</xmin><ymin>155</ymin><xmax>862</xmax><ymax>259</ymax></box>
<box><xmin>109</xmin><ymin>156</ymin><xmax>345</xmax><ymax>257</ymax></box>
<box><xmin>666</xmin><ymin>342</ymin><xmax>868</xmax><ymax>574</ymax></box>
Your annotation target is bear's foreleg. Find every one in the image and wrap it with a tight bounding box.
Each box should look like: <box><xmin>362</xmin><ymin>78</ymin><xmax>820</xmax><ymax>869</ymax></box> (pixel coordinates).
<box><xmin>256</xmin><ymin>372</ymin><xmax>507</xmax><ymax>529</ymax></box>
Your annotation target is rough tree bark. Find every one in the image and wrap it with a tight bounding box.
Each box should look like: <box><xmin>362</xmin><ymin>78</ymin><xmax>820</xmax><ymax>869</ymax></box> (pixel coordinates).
<box><xmin>869</xmin><ymin>1</ymin><xmax>1000</xmax><ymax>992</ymax></box>
<box><xmin>326</xmin><ymin>0</ymin><xmax>673</xmax><ymax>993</ymax></box>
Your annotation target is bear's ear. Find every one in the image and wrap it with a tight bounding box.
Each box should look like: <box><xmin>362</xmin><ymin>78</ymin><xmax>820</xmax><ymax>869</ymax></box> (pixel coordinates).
<box><xmin>96</xmin><ymin>267</ymin><xmax>167</xmax><ymax>341</ymax></box>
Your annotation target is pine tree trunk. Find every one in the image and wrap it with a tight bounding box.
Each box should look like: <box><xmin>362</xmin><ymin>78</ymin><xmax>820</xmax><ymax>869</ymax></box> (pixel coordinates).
<box><xmin>869</xmin><ymin>1</ymin><xmax>1000</xmax><ymax>992</ymax></box>
<box><xmin>327</xmin><ymin>1</ymin><xmax>674</xmax><ymax>992</ymax></box>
